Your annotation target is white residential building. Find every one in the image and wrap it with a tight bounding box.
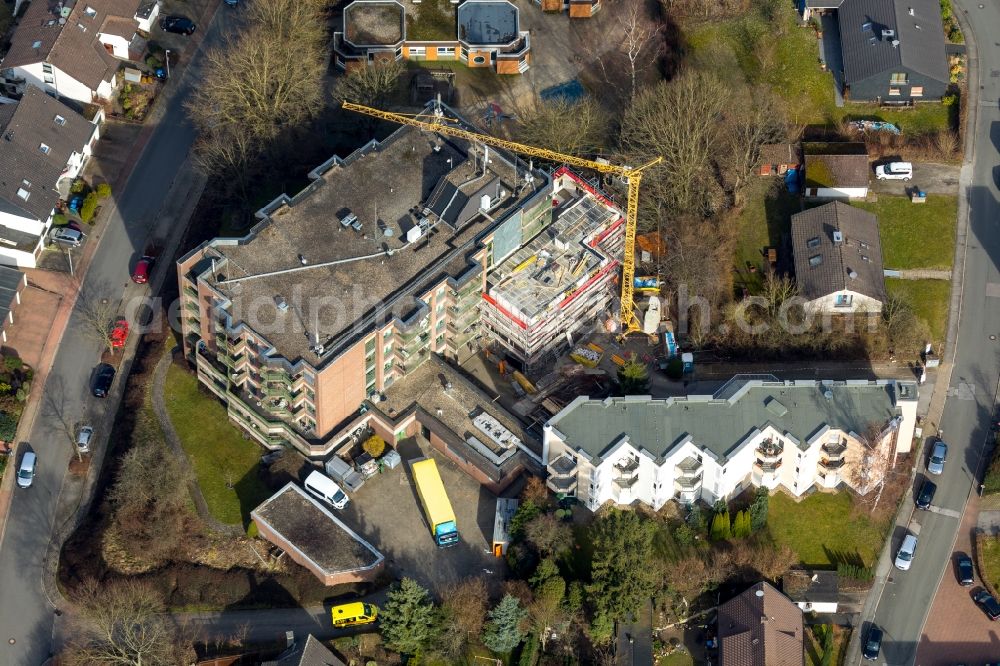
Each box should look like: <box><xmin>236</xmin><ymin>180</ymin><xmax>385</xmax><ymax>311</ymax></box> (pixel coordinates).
<box><xmin>0</xmin><ymin>0</ymin><xmax>158</xmax><ymax>104</ymax></box>
<box><xmin>543</xmin><ymin>376</ymin><xmax>918</xmax><ymax>512</ymax></box>
<box><xmin>0</xmin><ymin>86</ymin><xmax>101</xmax><ymax>267</ymax></box>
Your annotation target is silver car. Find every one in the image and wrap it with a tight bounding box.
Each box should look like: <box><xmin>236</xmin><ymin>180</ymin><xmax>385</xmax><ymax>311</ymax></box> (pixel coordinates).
<box><xmin>51</xmin><ymin>228</ymin><xmax>84</xmax><ymax>247</ymax></box>
<box><xmin>928</xmin><ymin>440</ymin><xmax>947</xmax><ymax>475</ymax></box>
<box><xmin>76</xmin><ymin>425</ymin><xmax>93</xmax><ymax>454</ymax></box>
<box><xmin>16</xmin><ymin>451</ymin><xmax>36</xmax><ymax>489</ymax></box>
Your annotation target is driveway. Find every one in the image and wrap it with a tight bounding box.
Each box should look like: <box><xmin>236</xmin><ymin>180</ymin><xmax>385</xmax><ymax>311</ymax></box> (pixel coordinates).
<box><xmin>913</xmin><ymin>493</ymin><xmax>1000</xmax><ymax>664</ymax></box>
<box><xmin>871</xmin><ymin>162</ymin><xmax>961</xmax><ymax>196</ymax></box>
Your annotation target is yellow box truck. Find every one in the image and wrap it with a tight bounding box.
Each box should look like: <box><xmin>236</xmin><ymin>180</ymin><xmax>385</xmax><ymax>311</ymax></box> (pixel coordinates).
<box><xmin>411</xmin><ymin>458</ymin><xmax>460</xmax><ymax>547</ymax></box>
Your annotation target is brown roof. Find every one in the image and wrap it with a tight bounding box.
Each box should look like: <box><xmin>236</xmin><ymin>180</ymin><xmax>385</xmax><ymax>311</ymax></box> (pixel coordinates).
<box><xmin>791</xmin><ymin>201</ymin><xmax>886</xmax><ymax>303</ymax></box>
<box><xmin>2</xmin><ymin>0</ymin><xmax>142</xmax><ymax>91</ymax></box>
<box><xmin>803</xmin><ymin>143</ymin><xmax>870</xmax><ymax>189</ymax></box>
<box><xmin>0</xmin><ymin>86</ymin><xmax>96</xmax><ymax>220</ymax></box>
<box><xmin>760</xmin><ymin>143</ymin><xmax>801</xmax><ymax>167</ymax></box>
<box><xmin>718</xmin><ymin>581</ymin><xmax>804</xmax><ymax>666</ymax></box>
<box><xmin>100</xmin><ymin>15</ymin><xmax>138</xmax><ymax>39</ymax></box>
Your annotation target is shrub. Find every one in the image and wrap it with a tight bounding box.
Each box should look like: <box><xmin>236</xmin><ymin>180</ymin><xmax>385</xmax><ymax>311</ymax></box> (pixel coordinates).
<box><xmin>70</xmin><ymin>178</ymin><xmax>87</xmax><ymax>194</ymax></box>
<box><xmin>749</xmin><ymin>486</ymin><xmax>769</xmax><ymax>532</ymax></box>
<box><xmin>674</xmin><ymin>523</ymin><xmax>696</xmax><ymax>546</ymax></box>
<box><xmin>837</xmin><ymin>562</ymin><xmax>874</xmax><ymax>581</ymax></box>
<box><xmin>15</xmin><ymin>388</ymin><xmax>25</xmax><ymax>402</ymax></box>
<box><xmin>983</xmin><ymin>440</ymin><xmax>1000</xmax><ymax>495</ymax></box>
<box><xmin>518</xmin><ymin>633</ymin><xmax>539</xmax><ymax>666</ymax></box>
<box><xmin>0</xmin><ymin>383</ymin><xmax>10</xmax><ymax>396</ymax></box>
<box><xmin>362</xmin><ymin>434</ymin><xmax>386</xmax><ymax>458</ymax></box>
<box><xmin>246</xmin><ymin>521</ymin><xmax>259</xmax><ymax>538</ymax></box>
<box><xmin>0</xmin><ymin>412</ymin><xmax>17</xmax><ymax>441</ymax></box>
<box><xmin>80</xmin><ymin>193</ymin><xmax>99</xmax><ymax>223</ymax></box>
<box><xmin>95</xmin><ymin>182</ymin><xmax>111</xmax><ymax>199</ymax></box>
<box><xmin>3</xmin><ymin>356</ymin><xmax>20</xmax><ymax>373</ymax></box>
<box><xmin>145</xmin><ymin>55</ymin><xmax>163</xmax><ymax>70</ymax></box>
<box><xmin>666</xmin><ymin>357</ymin><xmax>684</xmax><ymax>380</ymax></box>
<box><xmin>710</xmin><ymin>510</ymin><xmax>731</xmax><ymax>540</ymax></box>
<box><xmin>52</xmin><ymin>213</ymin><xmax>67</xmax><ymax>226</ymax></box>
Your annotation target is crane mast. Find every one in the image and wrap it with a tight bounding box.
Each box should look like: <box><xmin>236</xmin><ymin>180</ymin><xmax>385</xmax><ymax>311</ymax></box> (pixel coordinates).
<box><xmin>341</xmin><ymin>101</ymin><xmax>661</xmax><ymax>336</ymax></box>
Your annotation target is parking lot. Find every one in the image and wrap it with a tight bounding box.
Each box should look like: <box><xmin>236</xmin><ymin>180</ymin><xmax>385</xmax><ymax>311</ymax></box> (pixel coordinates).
<box><xmin>871</xmin><ymin>161</ymin><xmax>961</xmax><ymax>195</ymax></box>
<box><xmin>335</xmin><ymin>436</ymin><xmax>510</xmax><ymax>594</ymax></box>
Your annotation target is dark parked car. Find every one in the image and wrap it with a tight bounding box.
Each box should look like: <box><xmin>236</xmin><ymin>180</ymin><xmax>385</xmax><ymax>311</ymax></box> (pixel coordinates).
<box><xmin>160</xmin><ymin>15</ymin><xmax>196</xmax><ymax>34</ymax></box>
<box><xmin>915</xmin><ymin>479</ymin><xmax>937</xmax><ymax>509</ymax></box>
<box><xmin>957</xmin><ymin>554</ymin><xmax>975</xmax><ymax>586</ymax></box>
<box><xmin>92</xmin><ymin>363</ymin><xmax>116</xmax><ymax>398</ymax></box>
<box><xmin>974</xmin><ymin>588</ymin><xmax>1000</xmax><ymax>621</ymax></box>
<box><xmin>862</xmin><ymin>625</ymin><xmax>883</xmax><ymax>660</ymax></box>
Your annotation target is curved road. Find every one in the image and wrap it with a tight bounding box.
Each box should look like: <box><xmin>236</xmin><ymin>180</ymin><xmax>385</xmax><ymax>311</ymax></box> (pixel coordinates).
<box><xmin>0</xmin><ymin>12</ymin><xmax>231</xmax><ymax>664</ymax></box>
<box><xmin>859</xmin><ymin>0</ymin><xmax>1000</xmax><ymax>663</ymax></box>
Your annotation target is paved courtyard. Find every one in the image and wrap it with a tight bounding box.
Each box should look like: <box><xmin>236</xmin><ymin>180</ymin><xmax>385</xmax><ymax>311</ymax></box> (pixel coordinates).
<box><xmin>914</xmin><ymin>493</ymin><xmax>1000</xmax><ymax>664</ymax></box>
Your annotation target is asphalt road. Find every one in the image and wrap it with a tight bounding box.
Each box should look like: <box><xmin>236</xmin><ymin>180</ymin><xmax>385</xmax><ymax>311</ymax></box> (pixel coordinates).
<box><xmin>0</xmin><ymin>17</ymin><xmax>226</xmax><ymax>665</ymax></box>
<box><xmin>862</xmin><ymin>2</ymin><xmax>1000</xmax><ymax>663</ymax></box>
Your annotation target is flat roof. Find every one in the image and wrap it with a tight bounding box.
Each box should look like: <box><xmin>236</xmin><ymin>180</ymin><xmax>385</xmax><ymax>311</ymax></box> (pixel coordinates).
<box><xmin>457</xmin><ymin>0</ymin><xmax>519</xmax><ymax>45</ymax></box>
<box><xmin>487</xmin><ymin>186</ymin><xmax>621</xmax><ymax>323</ymax></box>
<box><xmin>252</xmin><ymin>483</ymin><xmax>384</xmax><ymax>575</ymax></box>
<box><xmin>202</xmin><ymin>112</ymin><xmax>545</xmax><ymax>365</ymax></box>
<box><xmin>344</xmin><ymin>0</ymin><xmax>405</xmax><ymax>47</ymax></box>
<box><xmin>378</xmin><ymin>352</ymin><xmax>541</xmax><ymax>458</ymax></box>
<box><xmin>548</xmin><ymin>377</ymin><xmax>915</xmax><ymax>464</ymax></box>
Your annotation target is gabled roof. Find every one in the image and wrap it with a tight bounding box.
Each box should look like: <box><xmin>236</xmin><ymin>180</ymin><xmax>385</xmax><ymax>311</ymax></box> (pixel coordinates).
<box><xmin>838</xmin><ymin>0</ymin><xmax>949</xmax><ymax>85</ymax></box>
<box><xmin>803</xmin><ymin>143</ymin><xmax>869</xmax><ymax>189</ymax></box>
<box><xmin>2</xmin><ymin>0</ymin><xmax>142</xmax><ymax>90</ymax></box>
<box><xmin>718</xmin><ymin>582</ymin><xmax>804</xmax><ymax>666</ymax></box>
<box><xmin>783</xmin><ymin>570</ymin><xmax>840</xmax><ymax>604</ymax></box>
<box><xmin>0</xmin><ymin>86</ymin><xmax>96</xmax><ymax>221</ymax></box>
<box><xmin>791</xmin><ymin>201</ymin><xmax>886</xmax><ymax>302</ymax></box>
<box><xmin>262</xmin><ymin>635</ymin><xmax>346</xmax><ymax>666</ymax></box>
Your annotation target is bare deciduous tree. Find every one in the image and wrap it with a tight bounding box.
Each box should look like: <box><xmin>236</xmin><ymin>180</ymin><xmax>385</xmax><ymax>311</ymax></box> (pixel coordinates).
<box><xmin>439</xmin><ymin>577</ymin><xmax>488</xmax><ymax>658</ymax></box>
<box><xmin>513</xmin><ymin>97</ymin><xmax>609</xmax><ymax>157</ymax></box>
<box><xmin>335</xmin><ymin>59</ymin><xmax>406</xmax><ymax>109</ymax></box>
<box><xmin>63</xmin><ymin>578</ymin><xmax>193</xmax><ymax>666</ymax></box>
<box><xmin>524</xmin><ymin>513</ymin><xmax>574</xmax><ymax>557</ymax></box>
<box><xmin>848</xmin><ymin>423</ymin><xmax>897</xmax><ymax>513</ymax></box>
<box><xmin>76</xmin><ymin>287</ymin><xmax>120</xmax><ymax>355</ymax></box>
<box><xmin>722</xmin><ymin>87</ymin><xmax>787</xmax><ymax>205</ymax></box>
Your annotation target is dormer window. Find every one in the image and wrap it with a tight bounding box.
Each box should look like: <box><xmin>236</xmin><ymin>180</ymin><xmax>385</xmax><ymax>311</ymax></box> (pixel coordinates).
<box><xmin>39</xmin><ymin>143</ymin><xmax>50</xmax><ymax>154</ymax></box>
<box><xmin>77</xmin><ymin>23</ymin><xmax>87</xmax><ymax>32</ymax></box>
<box><xmin>32</xmin><ymin>40</ymin><xmax>42</xmax><ymax>49</ymax></box>
<box><xmin>84</xmin><ymin>6</ymin><xmax>97</xmax><ymax>17</ymax></box>
<box><xmin>16</xmin><ymin>188</ymin><xmax>29</xmax><ymax>201</ymax></box>
<box><xmin>54</xmin><ymin>114</ymin><xmax>66</xmax><ymax>126</ymax></box>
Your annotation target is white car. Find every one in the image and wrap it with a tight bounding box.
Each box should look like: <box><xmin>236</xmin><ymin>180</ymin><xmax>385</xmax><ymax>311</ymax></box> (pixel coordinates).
<box><xmin>895</xmin><ymin>533</ymin><xmax>918</xmax><ymax>570</ymax></box>
<box><xmin>76</xmin><ymin>425</ymin><xmax>94</xmax><ymax>454</ymax></box>
<box><xmin>875</xmin><ymin>162</ymin><xmax>913</xmax><ymax>180</ymax></box>
<box><xmin>51</xmin><ymin>228</ymin><xmax>84</xmax><ymax>247</ymax></box>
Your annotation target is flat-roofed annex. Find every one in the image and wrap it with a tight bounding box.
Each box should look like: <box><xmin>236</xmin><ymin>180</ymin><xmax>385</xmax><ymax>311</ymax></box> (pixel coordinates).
<box><xmin>203</xmin><ymin>121</ymin><xmax>544</xmax><ymax>365</ymax></box>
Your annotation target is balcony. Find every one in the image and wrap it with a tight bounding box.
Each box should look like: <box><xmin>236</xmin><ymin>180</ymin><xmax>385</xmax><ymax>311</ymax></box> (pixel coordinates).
<box><xmin>756</xmin><ymin>439</ymin><xmax>784</xmax><ymax>462</ymax></box>
<box><xmin>822</xmin><ymin>441</ymin><xmax>847</xmax><ymax>459</ymax></box>
<box><xmin>676</xmin><ymin>456</ymin><xmax>702</xmax><ymax>475</ymax></box>
<box><xmin>819</xmin><ymin>458</ymin><xmax>845</xmax><ymax>472</ymax></box>
<box><xmin>615</xmin><ymin>456</ymin><xmax>640</xmax><ymax>475</ymax></box>
<box><xmin>548</xmin><ymin>453</ymin><xmax>577</xmax><ymax>477</ymax></box>
<box><xmin>613</xmin><ymin>474</ymin><xmax>639</xmax><ymax>490</ymax></box>
<box><xmin>753</xmin><ymin>460</ymin><xmax>783</xmax><ymax>475</ymax></box>
<box><xmin>674</xmin><ymin>474</ymin><xmax>703</xmax><ymax>492</ymax></box>
<box><xmin>546</xmin><ymin>475</ymin><xmax>578</xmax><ymax>494</ymax></box>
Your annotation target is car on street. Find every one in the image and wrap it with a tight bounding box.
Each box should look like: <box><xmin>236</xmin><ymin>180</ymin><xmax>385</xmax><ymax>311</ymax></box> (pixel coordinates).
<box><xmin>974</xmin><ymin>588</ymin><xmax>1000</xmax><ymax>621</ymax></box>
<box><xmin>957</xmin><ymin>554</ymin><xmax>975</xmax><ymax>586</ymax></box>
<box><xmin>875</xmin><ymin>161</ymin><xmax>913</xmax><ymax>180</ymax></box>
<box><xmin>862</xmin><ymin>625</ymin><xmax>883</xmax><ymax>660</ymax></box>
<box><xmin>915</xmin><ymin>479</ymin><xmax>937</xmax><ymax>509</ymax></box>
<box><xmin>160</xmin><ymin>15</ymin><xmax>196</xmax><ymax>34</ymax></box>
<box><xmin>16</xmin><ymin>451</ymin><xmax>36</xmax><ymax>489</ymax></box>
<box><xmin>76</xmin><ymin>425</ymin><xmax>93</xmax><ymax>454</ymax></box>
<box><xmin>92</xmin><ymin>363</ymin><xmax>116</xmax><ymax>398</ymax></box>
<box><xmin>110</xmin><ymin>317</ymin><xmax>129</xmax><ymax>350</ymax></box>
<box><xmin>51</xmin><ymin>227</ymin><xmax>84</xmax><ymax>247</ymax></box>
<box><xmin>131</xmin><ymin>256</ymin><xmax>154</xmax><ymax>284</ymax></box>
<box><xmin>928</xmin><ymin>440</ymin><xmax>948</xmax><ymax>475</ymax></box>
<box><xmin>895</xmin><ymin>533</ymin><xmax>918</xmax><ymax>570</ymax></box>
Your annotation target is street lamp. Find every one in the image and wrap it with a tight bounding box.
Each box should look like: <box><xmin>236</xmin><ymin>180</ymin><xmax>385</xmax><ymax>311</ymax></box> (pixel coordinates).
<box><xmin>164</xmin><ymin>49</ymin><xmax>170</xmax><ymax>79</ymax></box>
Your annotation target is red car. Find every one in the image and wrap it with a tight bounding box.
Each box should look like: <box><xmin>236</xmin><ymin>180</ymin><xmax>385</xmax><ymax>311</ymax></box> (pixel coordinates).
<box><xmin>131</xmin><ymin>256</ymin><xmax>153</xmax><ymax>284</ymax></box>
<box><xmin>109</xmin><ymin>318</ymin><xmax>129</xmax><ymax>350</ymax></box>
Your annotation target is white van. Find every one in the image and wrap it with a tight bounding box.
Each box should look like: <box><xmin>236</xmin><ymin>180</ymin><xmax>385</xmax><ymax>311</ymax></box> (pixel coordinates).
<box><xmin>303</xmin><ymin>470</ymin><xmax>349</xmax><ymax>509</ymax></box>
<box><xmin>875</xmin><ymin>162</ymin><xmax>913</xmax><ymax>180</ymax></box>
<box><xmin>894</xmin><ymin>533</ymin><xmax>918</xmax><ymax>570</ymax></box>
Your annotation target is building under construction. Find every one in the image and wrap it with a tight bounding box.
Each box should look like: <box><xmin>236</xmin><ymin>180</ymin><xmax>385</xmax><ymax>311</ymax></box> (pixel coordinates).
<box><xmin>480</xmin><ymin>168</ymin><xmax>624</xmax><ymax>370</ymax></box>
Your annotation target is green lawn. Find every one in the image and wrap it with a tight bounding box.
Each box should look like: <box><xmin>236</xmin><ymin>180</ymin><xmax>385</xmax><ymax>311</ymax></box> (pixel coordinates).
<box><xmin>767</xmin><ymin>492</ymin><xmax>887</xmax><ymax>568</ymax></box>
<box><xmin>885</xmin><ymin>278</ymin><xmax>951</xmax><ymax>345</ymax></box>
<box><xmin>687</xmin><ymin>15</ymin><xmax>952</xmax><ymax>133</ymax></box>
<box><xmin>979</xmin><ymin>535</ymin><xmax>1000</xmax><ymax>592</ymax></box>
<box><xmin>163</xmin><ymin>364</ymin><xmax>271</xmax><ymax>525</ymax></box>
<box><xmin>854</xmin><ymin>195</ymin><xmax>957</xmax><ymax>271</ymax></box>
<box><xmin>658</xmin><ymin>653</ymin><xmax>695</xmax><ymax>666</ymax></box>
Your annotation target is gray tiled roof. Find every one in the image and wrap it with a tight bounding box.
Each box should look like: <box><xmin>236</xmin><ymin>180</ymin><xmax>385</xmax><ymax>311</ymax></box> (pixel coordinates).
<box><xmin>783</xmin><ymin>570</ymin><xmax>840</xmax><ymax>604</ymax></box>
<box><xmin>2</xmin><ymin>0</ymin><xmax>141</xmax><ymax>91</ymax></box>
<box><xmin>0</xmin><ymin>86</ymin><xmax>96</xmax><ymax>221</ymax></box>
<box><xmin>838</xmin><ymin>0</ymin><xmax>949</xmax><ymax>85</ymax></box>
<box><xmin>0</xmin><ymin>266</ymin><xmax>25</xmax><ymax>327</ymax></box>
<box><xmin>718</xmin><ymin>582</ymin><xmax>804</xmax><ymax>666</ymax></box>
<box><xmin>547</xmin><ymin>378</ymin><xmax>905</xmax><ymax>464</ymax></box>
<box><xmin>262</xmin><ymin>635</ymin><xmax>346</xmax><ymax>666</ymax></box>
<box><xmin>791</xmin><ymin>201</ymin><xmax>886</xmax><ymax>302</ymax></box>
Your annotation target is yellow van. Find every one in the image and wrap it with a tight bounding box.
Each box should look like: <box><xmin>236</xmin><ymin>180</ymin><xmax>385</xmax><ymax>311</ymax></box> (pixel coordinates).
<box><xmin>330</xmin><ymin>602</ymin><xmax>378</xmax><ymax>627</ymax></box>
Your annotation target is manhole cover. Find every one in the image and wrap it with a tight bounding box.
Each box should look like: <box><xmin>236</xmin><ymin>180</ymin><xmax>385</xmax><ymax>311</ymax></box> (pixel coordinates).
<box><xmin>991</xmin><ymin>335</ymin><xmax>997</xmax><ymax>340</ymax></box>
<box><xmin>7</xmin><ymin>638</ymin><xmax>13</xmax><ymax>645</ymax></box>
<box><xmin>991</xmin><ymin>70</ymin><xmax>1000</xmax><ymax>78</ymax></box>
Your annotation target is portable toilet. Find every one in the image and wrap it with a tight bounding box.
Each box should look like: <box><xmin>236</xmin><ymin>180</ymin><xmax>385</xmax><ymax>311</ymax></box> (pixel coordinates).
<box><xmin>682</xmin><ymin>352</ymin><xmax>694</xmax><ymax>374</ymax></box>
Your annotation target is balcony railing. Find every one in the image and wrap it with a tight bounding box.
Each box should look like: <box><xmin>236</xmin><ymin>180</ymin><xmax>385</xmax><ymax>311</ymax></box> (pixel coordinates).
<box><xmin>822</xmin><ymin>441</ymin><xmax>847</xmax><ymax>459</ymax></box>
<box><xmin>819</xmin><ymin>458</ymin><xmax>845</xmax><ymax>472</ymax></box>
<box><xmin>676</xmin><ymin>456</ymin><xmax>702</xmax><ymax>475</ymax></box>
<box><xmin>756</xmin><ymin>440</ymin><xmax>784</xmax><ymax>462</ymax></box>
<box><xmin>546</xmin><ymin>475</ymin><xmax>577</xmax><ymax>494</ymax></box>
<box><xmin>615</xmin><ymin>457</ymin><xmax>640</xmax><ymax>474</ymax></box>
<box><xmin>753</xmin><ymin>460</ymin><xmax>783</xmax><ymax>475</ymax></box>
<box><xmin>548</xmin><ymin>453</ymin><xmax>577</xmax><ymax>477</ymax></box>
<box><xmin>674</xmin><ymin>473</ymin><xmax>703</xmax><ymax>490</ymax></box>
<box><xmin>614</xmin><ymin>474</ymin><xmax>639</xmax><ymax>490</ymax></box>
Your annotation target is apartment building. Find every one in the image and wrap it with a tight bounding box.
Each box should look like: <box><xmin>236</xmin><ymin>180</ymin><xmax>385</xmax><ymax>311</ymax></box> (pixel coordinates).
<box><xmin>543</xmin><ymin>376</ymin><xmax>918</xmax><ymax>511</ymax></box>
<box><xmin>333</xmin><ymin>0</ymin><xmax>530</xmax><ymax>75</ymax></box>
<box><xmin>180</xmin><ymin>103</ymin><xmax>627</xmax><ymax>457</ymax></box>
<box><xmin>480</xmin><ymin>168</ymin><xmax>624</xmax><ymax>369</ymax></box>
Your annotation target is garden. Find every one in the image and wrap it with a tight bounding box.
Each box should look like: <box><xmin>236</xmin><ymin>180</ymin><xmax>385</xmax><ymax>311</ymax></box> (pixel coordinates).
<box><xmin>53</xmin><ymin>178</ymin><xmax>113</xmax><ymax>228</ymax></box>
<box><xmin>0</xmin><ymin>355</ymin><xmax>33</xmax><ymax>446</ymax></box>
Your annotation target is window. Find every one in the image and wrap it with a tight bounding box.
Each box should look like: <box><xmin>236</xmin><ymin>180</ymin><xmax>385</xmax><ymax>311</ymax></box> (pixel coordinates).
<box><xmin>383</xmin><ymin>328</ymin><xmax>392</xmax><ymax>339</ymax></box>
<box><xmin>39</xmin><ymin>143</ymin><xmax>50</xmax><ymax>154</ymax></box>
<box><xmin>888</xmin><ymin>87</ymin><xmax>901</xmax><ymax>96</ymax></box>
<box><xmin>835</xmin><ymin>294</ymin><xmax>853</xmax><ymax>307</ymax></box>
<box><xmin>42</xmin><ymin>63</ymin><xmax>52</xmax><ymax>74</ymax></box>
<box><xmin>473</xmin><ymin>55</ymin><xmax>487</xmax><ymax>64</ymax></box>
<box><xmin>911</xmin><ymin>86</ymin><xmax>924</xmax><ymax>97</ymax></box>
<box><xmin>438</xmin><ymin>46</ymin><xmax>456</xmax><ymax>56</ymax></box>
<box><xmin>808</xmin><ymin>254</ymin><xmax>823</xmax><ymax>267</ymax></box>
<box><xmin>16</xmin><ymin>188</ymin><xmax>29</xmax><ymax>201</ymax></box>
<box><xmin>53</xmin><ymin>114</ymin><xmax>66</xmax><ymax>126</ymax></box>
<box><xmin>32</xmin><ymin>40</ymin><xmax>43</xmax><ymax>49</ymax></box>
<box><xmin>84</xmin><ymin>5</ymin><xmax>97</xmax><ymax>17</ymax></box>
<box><xmin>806</xmin><ymin>236</ymin><xmax>821</xmax><ymax>249</ymax></box>
<box><xmin>408</xmin><ymin>46</ymin><xmax>426</xmax><ymax>57</ymax></box>
<box><xmin>889</xmin><ymin>72</ymin><xmax>907</xmax><ymax>84</ymax></box>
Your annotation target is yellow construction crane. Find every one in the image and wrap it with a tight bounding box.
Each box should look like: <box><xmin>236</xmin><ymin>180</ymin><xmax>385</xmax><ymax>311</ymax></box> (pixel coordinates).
<box><xmin>341</xmin><ymin>100</ymin><xmax>662</xmax><ymax>336</ymax></box>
